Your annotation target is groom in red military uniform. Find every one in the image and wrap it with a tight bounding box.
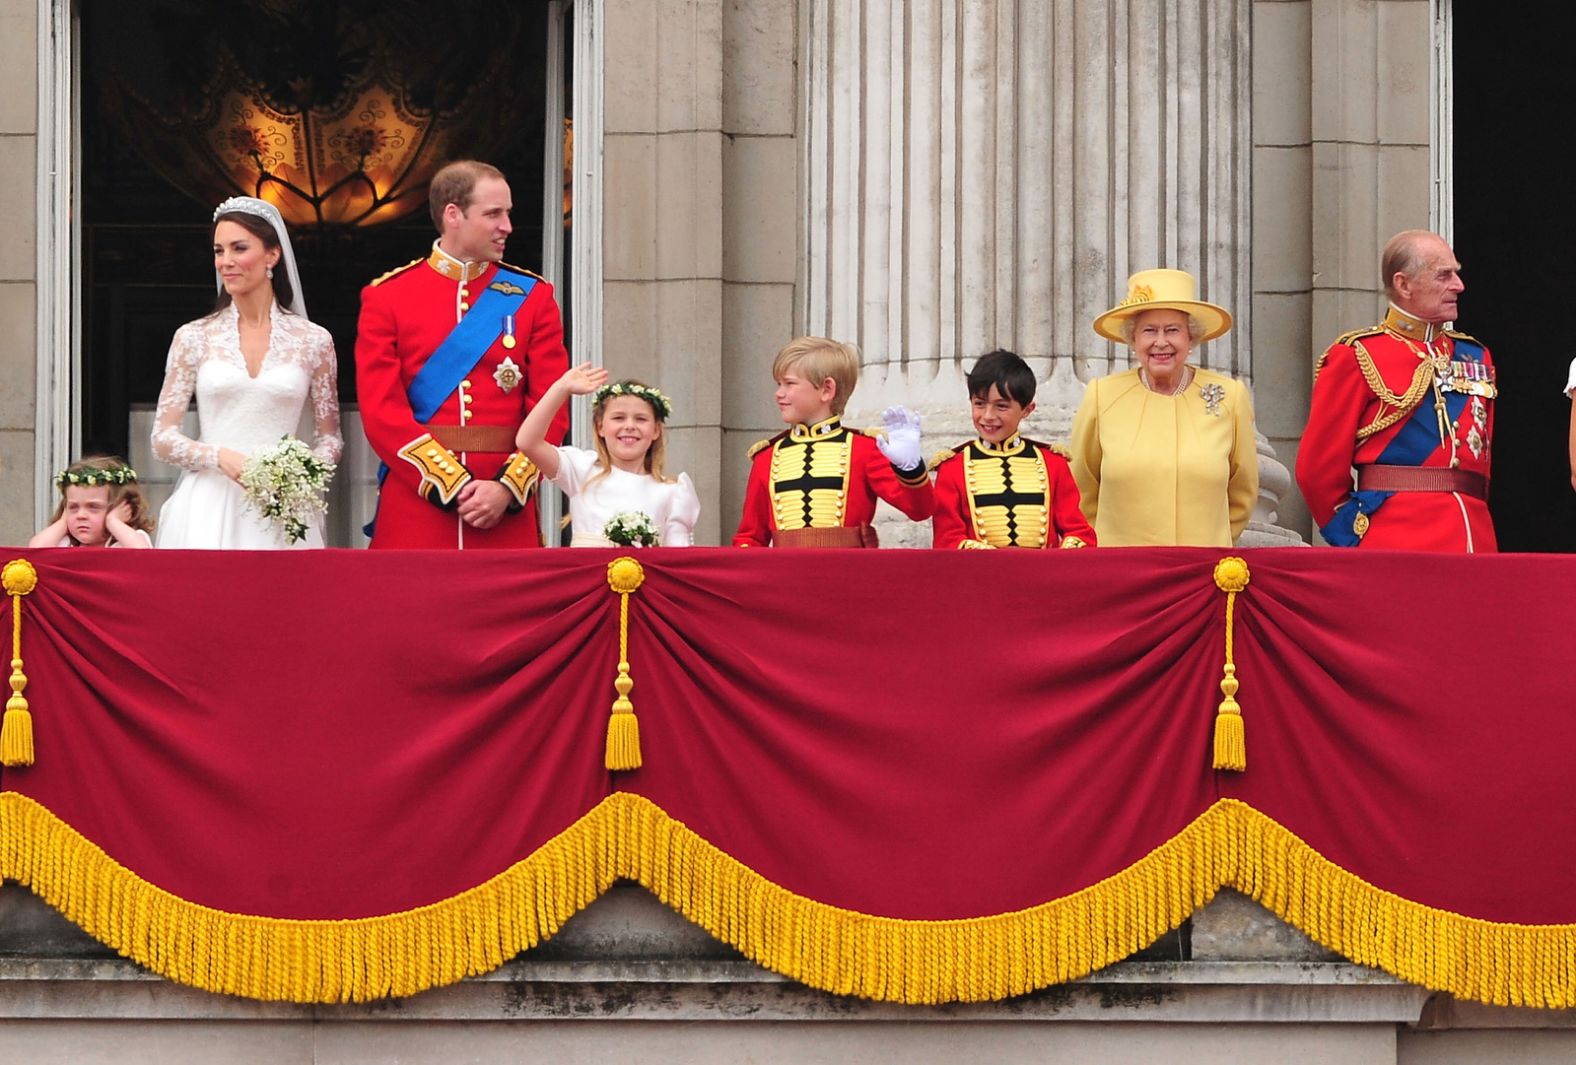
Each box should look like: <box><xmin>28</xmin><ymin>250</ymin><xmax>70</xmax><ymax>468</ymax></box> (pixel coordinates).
<box><xmin>356</xmin><ymin>160</ymin><xmax>570</xmax><ymax>548</ymax></box>
<box><xmin>1296</xmin><ymin>229</ymin><xmax>1496</xmax><ymax>553</ymax></box>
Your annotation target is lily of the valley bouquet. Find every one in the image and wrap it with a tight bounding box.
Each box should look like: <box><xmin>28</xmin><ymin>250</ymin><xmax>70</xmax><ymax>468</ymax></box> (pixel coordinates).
<box><xmin>240</xmin><ymin>436</ymin><xmax>336</xmax><ymax>545</ymax></box>
<box><xmin>603</xmin><ymin>511</ymin><xmax>659</xmax><ymax>548</ymax></box>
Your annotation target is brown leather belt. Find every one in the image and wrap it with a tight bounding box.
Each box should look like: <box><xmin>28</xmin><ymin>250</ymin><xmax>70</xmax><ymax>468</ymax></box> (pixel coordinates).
<box><xmin>1356</xmin><ymin>464</ymin><xmax>1487</xmax><ymax>500</ymax></box>
<box><xmin>773</xmin><ymin>525</ymin><xmax>879</xmax><ymax>549</ymax></box>
<box><xmin>429</xmin><ymin>425</ymin><xmax>517</xmax><ymax>454</ymax></box>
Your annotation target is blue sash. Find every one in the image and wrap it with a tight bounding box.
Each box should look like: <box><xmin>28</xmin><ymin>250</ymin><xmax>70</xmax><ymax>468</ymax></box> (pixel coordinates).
<box><xmin>407</xmin><ymin>269</ymin><xmax>536</xmax><ymax>420</ymax></box>
<box><xmin>365</xmin><ymin>267</ymin><xmax>537</xmax><ymax>538</ymax></box>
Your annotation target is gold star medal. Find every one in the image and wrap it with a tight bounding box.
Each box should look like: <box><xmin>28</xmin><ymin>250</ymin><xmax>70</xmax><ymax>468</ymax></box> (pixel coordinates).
<box><xmin>494</xmin><ymin>355</ymin><xmax>522</xmax><ymax>395</ymax></box>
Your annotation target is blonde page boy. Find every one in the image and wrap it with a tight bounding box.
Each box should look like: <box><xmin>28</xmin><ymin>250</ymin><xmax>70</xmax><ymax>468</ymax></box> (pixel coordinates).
<box><xmin>733</xmin><ymin>336</ymin><xmax>934</xmax><ymax>547</ymax></box>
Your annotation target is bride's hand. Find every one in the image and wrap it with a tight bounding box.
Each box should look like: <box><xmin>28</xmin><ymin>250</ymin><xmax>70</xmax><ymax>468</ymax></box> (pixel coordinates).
<box><xmin>217</xmin><ymin>448</ymin><xmax>248</xmax><ymax>482</ymax></box>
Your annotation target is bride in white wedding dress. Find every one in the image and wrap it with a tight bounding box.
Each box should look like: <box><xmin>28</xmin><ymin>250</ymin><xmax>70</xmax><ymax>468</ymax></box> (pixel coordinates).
<box><xmin>152</xmin><ymin>197</ymin><xmax>343</xmax><ymax>549</ymax></box>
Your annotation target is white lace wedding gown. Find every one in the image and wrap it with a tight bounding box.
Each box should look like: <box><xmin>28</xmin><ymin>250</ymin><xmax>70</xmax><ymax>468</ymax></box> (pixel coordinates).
<box><xmin>152</xmin><ymin>303</ymin><xmax>343</xmax><ymax>549</ymax></box>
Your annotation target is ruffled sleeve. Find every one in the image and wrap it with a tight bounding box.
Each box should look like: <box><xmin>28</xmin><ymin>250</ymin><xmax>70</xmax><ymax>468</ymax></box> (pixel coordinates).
<box><xmin>150</xmin><ymin>322</ymin><xmax>219</xmax><ymax>472</ymax></box>
<box><xmin>549</xmin><ymin>446</ymin><xmax>602</xmax><ymax>498</ymax></box>
<box><xmin>662</xmin><ymin>473</ymin><xmax>701</xmax><ymax>546</ymax></box>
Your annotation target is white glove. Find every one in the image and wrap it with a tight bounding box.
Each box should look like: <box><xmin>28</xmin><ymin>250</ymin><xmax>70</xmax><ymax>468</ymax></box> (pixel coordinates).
<box><xmin>875</xmin><ymin>405</ymin><xmax>923</xmax><ymax>471</ymax></box>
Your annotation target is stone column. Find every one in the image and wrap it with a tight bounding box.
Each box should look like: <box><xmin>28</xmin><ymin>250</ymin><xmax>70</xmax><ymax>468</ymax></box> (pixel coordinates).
<box><xmin>800</xmin><ymin>0</ymin><xmax>1270</xmax><ymax>545</ymax></box>
<box><xmin>0</xmin><ymin>0</ymin><xmax>39</xmax><ymax>545</ymax></box>
<box><xmin>603</xmin><ymin>0</ymin><xmax>727</xmax><ymax>545</ymax></box>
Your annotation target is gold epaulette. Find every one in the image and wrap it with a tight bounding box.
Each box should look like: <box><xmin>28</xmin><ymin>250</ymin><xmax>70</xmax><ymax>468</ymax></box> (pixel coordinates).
<box><xmin>1025</xmin><ymin>439</ymin><xmax>1071</xmax><ymax>460</ymax></box>
<box><xmin>928</xmin><ymin>447</ymin><xmax>958</xmax><ymax>472</ymax></box>
<box><xmin>1334</xmin><ymin>325</ymin><xmax>1385</xmax><ymax>347</ymax></box>
<box><xmin>369</xmin><ymin>258</ymin><xmax>423</xmax><ymax>287</ymax></box>
<box><xmin>1444</xmin><ymin>328</ymin><xmax>1482</xmax><ymax>345</ymax></box>
<box><xmin>500</xmin><ymin>262</ymin><xmax>547</xmax><ymax>283</ymax></box>
<box><xmin>747</xmin><ymin>433</ymin><xmax>784</xmax><ymax>459</ymax></box>
<box><xmin>1314</xmin><ymin>328</ymin><xmax>1383</xmax><ymax>384</ymax></box>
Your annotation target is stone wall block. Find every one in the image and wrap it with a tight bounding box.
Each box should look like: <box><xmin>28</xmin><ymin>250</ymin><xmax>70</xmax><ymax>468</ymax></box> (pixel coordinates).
<box><xmin>656</xmin><ymin>132</ymin><xmax>725</xmax><ymax>281</ymax></box>
<box><xmin>0</xmin><ymin>2</ymin><xmax>37</xmax><ymax>134</ymax></box>
<box><xmin>1253</xmin><ymin>145</ymin><xmax>1314</xmax><ymax>293</ymax></box>
<box><xmin>1376</xmin><ymin>0</ymin><xmax>1432</xmax><ymax>146</ymax></box>
<box><xmin>1252</xmin><ymin>0</ymin><xmax>1313</xmax><ymax>147</ymax></box>
<box><xmin>0</xmin><ymin>282</ymin><xmax>35</xmax><ymax>430</ymax></box>
<box><xmin>723</xmin><ymin>0</ymin><xmax>796</xmax><ymax>135</ymax></box>
<box><xmin>722</xmin><ymin>136</ymin><xmax>798</xmax><ymax>286</ymax></box>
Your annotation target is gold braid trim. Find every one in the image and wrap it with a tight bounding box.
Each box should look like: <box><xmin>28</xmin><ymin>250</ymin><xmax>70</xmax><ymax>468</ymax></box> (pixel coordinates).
<box><xmin>7</xmin><ymin>790</ymin><xmax>1576</xmax><ymax>1007</ymax></box>
<box><xmin>1353</xmin><ymin>339</ymin><xmax>1435</xmax><ymax>441</ymax></box>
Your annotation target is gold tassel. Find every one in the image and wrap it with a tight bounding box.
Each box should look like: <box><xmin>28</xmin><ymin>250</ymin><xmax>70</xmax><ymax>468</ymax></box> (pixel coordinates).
<box><xmin>604</xmin><ymin>557</ymin><xmax>646</xmax><ymax>771</ymax></box>
<box><xmin>1211</xmin><ymin>557</ymin><xmax>1250</xmax><ymax>772</ymax></box>
<box><xmin>2</xmin><ymin>559</ymin><xmax>38</xmax><ymax>767</ymax></box>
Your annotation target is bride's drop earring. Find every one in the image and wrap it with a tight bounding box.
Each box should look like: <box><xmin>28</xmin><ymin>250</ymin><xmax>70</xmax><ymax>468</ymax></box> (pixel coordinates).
<box><xmin>266</xmin><ymin>266</ymin><xmax>275</xmax><ymax>279</ymax></box>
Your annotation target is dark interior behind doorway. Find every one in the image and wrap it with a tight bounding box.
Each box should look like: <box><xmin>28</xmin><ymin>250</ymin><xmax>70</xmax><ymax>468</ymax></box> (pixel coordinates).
<box><xmin>1452</xmin><ymin>7</ymin><xmax>1576</xmax><ymax>552</ymax></box>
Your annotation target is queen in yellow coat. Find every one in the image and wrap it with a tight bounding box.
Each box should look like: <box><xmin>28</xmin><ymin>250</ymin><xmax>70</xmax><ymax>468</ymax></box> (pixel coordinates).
<box><xmin>1068</xmin><ymin>269</ymin><xmax>1258</xmax><ymax>547</ymax></box>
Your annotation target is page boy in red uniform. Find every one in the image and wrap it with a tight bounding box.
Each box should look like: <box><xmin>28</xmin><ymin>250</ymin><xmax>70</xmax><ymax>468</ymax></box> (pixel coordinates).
<box><xmin>733</xmin><ymin>336</ymin><xmax>934</xmax><ymax>547</ymax></box>
<box><xmin>930</xmin><ymin>349</ymin><xmax>1095</xmax><ymax>550</ymax></box>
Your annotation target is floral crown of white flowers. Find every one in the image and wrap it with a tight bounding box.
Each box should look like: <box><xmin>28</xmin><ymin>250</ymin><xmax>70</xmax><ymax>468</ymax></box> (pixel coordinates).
<box><xmin>56</xmin><ymin>464</ymin><xmax>138</xmax><ymax>488</ymax></box>
<box><xmin>592</xmin><ymin>381</ymin><xmax>673</xmax><ymax>420</ymax></box>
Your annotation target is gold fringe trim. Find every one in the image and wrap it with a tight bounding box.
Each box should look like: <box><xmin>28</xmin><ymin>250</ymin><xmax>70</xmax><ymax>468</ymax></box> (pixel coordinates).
<box><xmin>1223</xmin><ymin>799</ymin><xmax>1576</xmax><ymax>1010</ymax></box>
<box><xmin>6</xmin><ymin>790</ymin><xmax>1576</xmax><ymax>1008</ymax></box>
<box><xmin>0</xmin><ymin>791</ymin><xmax>617</xmax><ymax>1003</ymax></box>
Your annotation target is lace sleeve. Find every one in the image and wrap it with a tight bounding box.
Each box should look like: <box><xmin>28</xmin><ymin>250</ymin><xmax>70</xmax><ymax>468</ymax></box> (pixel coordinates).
<box><xmin>308</xmin><ymin>328</ymin><xmax>344</xmax><ymax>465</ymax></box>
<box><xmin>150</xmin><ymin>324</ymin><xmax>218</xmax><ymax>472</ymax></box>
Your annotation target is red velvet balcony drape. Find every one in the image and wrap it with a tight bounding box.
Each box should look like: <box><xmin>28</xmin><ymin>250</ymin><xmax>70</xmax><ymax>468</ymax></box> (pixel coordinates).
<box><xmin>2</xmin><ymin>547</ymin><xmax>1573</xmax><ymax>1005</ymax></box>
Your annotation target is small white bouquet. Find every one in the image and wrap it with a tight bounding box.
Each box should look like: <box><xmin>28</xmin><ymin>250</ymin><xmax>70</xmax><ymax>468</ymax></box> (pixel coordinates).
<box><xmin>603</xmin><ymin>511</ymin><xmax>659</xmax><ymax>548</ymax></box>
<box><xmin>240</xmin><ymin>436</ymin><xmax>336</xmax><ymax>545</ymax></box>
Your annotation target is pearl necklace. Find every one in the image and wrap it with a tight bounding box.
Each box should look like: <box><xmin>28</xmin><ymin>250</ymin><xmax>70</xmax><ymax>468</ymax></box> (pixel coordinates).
<box><xmin>1141</xmin><ymin>366</ymin><xmax>1192</xmax><ymax>396</ymax></box>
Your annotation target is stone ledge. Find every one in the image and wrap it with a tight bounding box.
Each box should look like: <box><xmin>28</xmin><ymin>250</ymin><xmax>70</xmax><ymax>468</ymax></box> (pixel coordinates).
<box><xmin>0</xmin><ymin>956</ymin><xmax>1428</xmax><ymax>1024</ymax></box>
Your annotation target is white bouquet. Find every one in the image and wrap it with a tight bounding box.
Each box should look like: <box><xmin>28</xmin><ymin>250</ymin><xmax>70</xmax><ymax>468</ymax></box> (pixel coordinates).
<box><xmin>239</xmin><ymin>436</ymin><xmax>336</xmax><ymax>545</ymax></box>
<box><xmin>603</xmin><ymin>511</ymin><xmax>659</xmax><ymax>548</ymax></box>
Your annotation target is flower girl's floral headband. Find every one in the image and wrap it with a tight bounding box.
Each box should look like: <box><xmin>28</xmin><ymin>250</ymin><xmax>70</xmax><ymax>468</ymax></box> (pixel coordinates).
<box><xmin>56</xmin><ymin>464</ymin><xmax>138</xmax><ymax>488</ymax></box>
<box><xmin>591</xmin><ymin>381</ymin><xmax>674</xmax><ymax>421</ymax></box>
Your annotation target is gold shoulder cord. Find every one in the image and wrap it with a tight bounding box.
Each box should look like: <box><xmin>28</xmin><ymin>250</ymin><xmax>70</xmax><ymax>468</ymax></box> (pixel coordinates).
<box><xmin>1352</xmin><ymin>339</ymin><xmax>1435</xmax><ymax>441</ymax></box>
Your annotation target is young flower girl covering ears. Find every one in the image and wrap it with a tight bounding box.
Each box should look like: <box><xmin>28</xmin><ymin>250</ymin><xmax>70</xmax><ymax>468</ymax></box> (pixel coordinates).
<box><xmin>30</xmin><ymin>456</ymin><xmax>155</xmax><ymax>548</ymax></box>
<box><xmin>515</xmin><ymin>363</ymin><xmax>700</xmax><ymax>546</ymax></box>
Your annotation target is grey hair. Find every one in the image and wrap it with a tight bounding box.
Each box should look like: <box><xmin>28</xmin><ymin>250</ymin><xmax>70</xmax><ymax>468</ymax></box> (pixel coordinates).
<box><xmin>1119</xmin><ymin>310</ymin><xmax>1206</xmax><ymax>346</ymax></box>
<box><xmin>1381</xmin><ymin>229</ymin><xmax>1442</xmax><ymax>301</ymax></box>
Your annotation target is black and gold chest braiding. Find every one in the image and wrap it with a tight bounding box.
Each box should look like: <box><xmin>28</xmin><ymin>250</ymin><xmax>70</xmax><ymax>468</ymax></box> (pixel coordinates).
<box><xmin>964</xmin><ymin>436</ymin><xmax>1050</xmax><ymax>548</ymax></box>
<box><xmin>770</xmin><ymin>419</ymin><xmax>853</xmax><ymax>530</ymax></box>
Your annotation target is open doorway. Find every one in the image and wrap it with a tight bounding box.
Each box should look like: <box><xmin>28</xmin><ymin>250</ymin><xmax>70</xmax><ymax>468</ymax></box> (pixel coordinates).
<box><xmin>1451</xmin><ymin>6</ymin><xmax>1576</xmax><ymax>552</ymax></box>
<box><xmin>74</xmin><ymin>0</ymin><xmax>564</xmax><ymax>544</ymax></box>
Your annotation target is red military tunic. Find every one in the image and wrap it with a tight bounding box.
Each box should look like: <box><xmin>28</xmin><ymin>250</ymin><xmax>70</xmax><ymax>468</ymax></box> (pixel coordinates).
<box><xmin>732</xmin><ymin>416</ymin><xmax>936</xmax><ymax>547</ymax></box>
<box><xmin>930</xmin><ymin>435</ymin><xmax>1096</xmax><ymax>550</ymax></box>
<box><xmin>355</xmin><ymin>247</ymin><xmax>570</xmax><ymax>548</ymax></box>
<box><xmin>1296</xmin><ymin>306</ymin><xmax>1496</xmax><ymax>553</ymax></box>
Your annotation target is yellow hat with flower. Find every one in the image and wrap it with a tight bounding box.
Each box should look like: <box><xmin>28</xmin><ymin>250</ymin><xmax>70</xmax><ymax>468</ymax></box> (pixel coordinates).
<box><xmin>1092</xmin><ymin>268</ymin><xmax>1232</xmax><ymax>344</ymax></box>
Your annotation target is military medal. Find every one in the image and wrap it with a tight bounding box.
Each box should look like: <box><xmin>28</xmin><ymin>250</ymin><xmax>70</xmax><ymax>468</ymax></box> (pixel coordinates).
<box><xmin>501</xmin><ymin>312</ymin><xmax>517</xmax><ymax>350</ymax></box>
<box><xmin>494</xmin><ymin>355</ymin><xmax>522</xmax><ymax>394</ymax></box>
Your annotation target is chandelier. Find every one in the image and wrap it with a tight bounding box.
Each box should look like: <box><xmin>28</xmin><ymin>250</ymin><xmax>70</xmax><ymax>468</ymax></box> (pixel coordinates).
<box><xmin>96</xmin><ymin>1</ymin><xmax>537</xmax><ymax>229</ymax></box>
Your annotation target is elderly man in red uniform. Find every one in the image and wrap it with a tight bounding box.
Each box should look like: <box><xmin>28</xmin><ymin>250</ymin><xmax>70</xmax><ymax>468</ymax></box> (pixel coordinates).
<box><xmin>1296</xmin><ymin>230</ymin><xmax>1496</xmax><ymax>553</ymax></box>
<box><xmin>356</xmin><ymin>160</ymin><xmax>569</xmax><ymax>548</ymax></box>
